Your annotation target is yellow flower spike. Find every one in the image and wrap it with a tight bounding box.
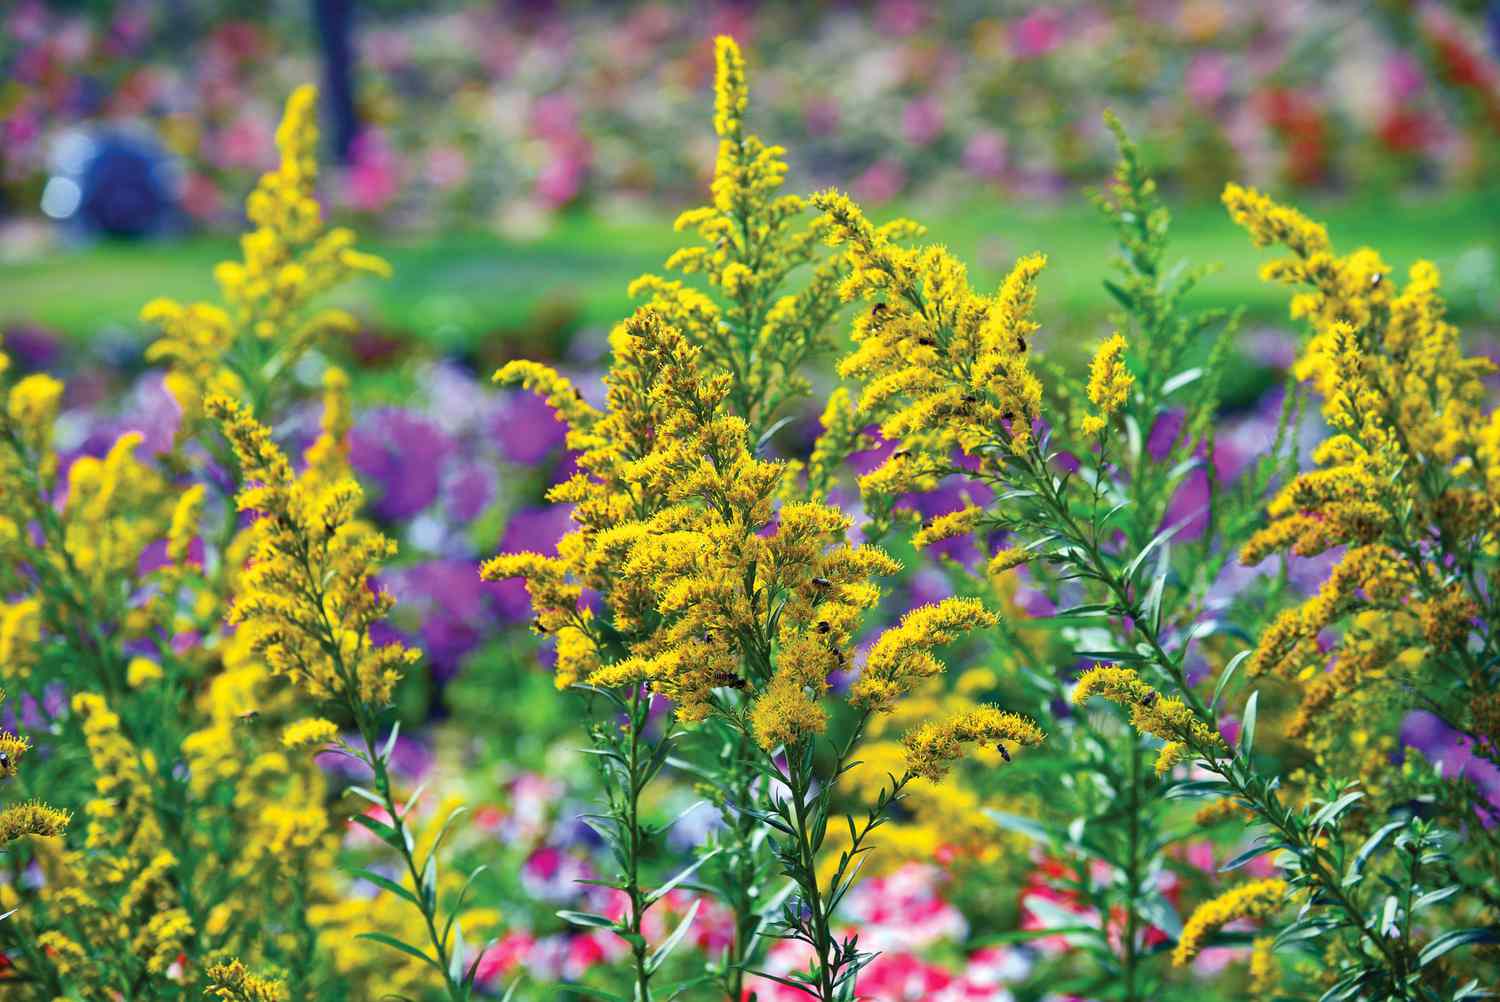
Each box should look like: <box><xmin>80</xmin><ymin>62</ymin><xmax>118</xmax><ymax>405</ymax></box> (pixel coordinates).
<box><xmin>206</xmin><ymin>393</ymin><xmax>416</xmax><ymax>708</ymax></box>
<box><xmin>853</xmin><ymin>598</ymin><xmax>998</xmax><ymax>712</ymax></box>
<box><xmin>986</xmin><ymin>547</ymin><xmax>1031</xmax><ymax>577</ymax></box>
<box><xmin>1222</xmin><ymin>183</ymin><xmax>1330</xmax><ymax>257</ymax></box>
<box><xmin>1248</xmin><ymin>935</ymin><xmax>1277</xmax><ymax>994</ymax></box>
<box><xmin>1083</xmin><ymin>332</ymin><xmax>1133</xmax><ymax>430</ymax></box>
<box><xmin>0</xmin><ymin>729</ymin><xmax>28</xmax><ymax>778</ymax></box>
<box><xmin>911</xmin><ymin>505</ymin><xmax>983</xmax><ymax>551</ymax></box>
<box><xmin>902</xmin><ymin>705</ymin><xmax>1045</xmax><ymax>780</ymax></box>
<box><xmin>713</xmin><ymin>35</ymin><xmax>748</xmax><ymax>140</ymax></box>
<box><xmin>142</xmin><ymin>86</ymin><xmax>388</xmax><ymax>423</ymax></box>
<box><xmin>5</xmin><ymin>372</ymin><xmax>65</xmax><ymax>450</ymax></box>
<box><xmin>1073</xmin><ymin>664</ymin><xmax>1224</xmax><ymax>759</ymax></box>
<box><xmin>751</xmin><ymin>676</ymin><xmax>829</xmax><ymax>751</ymax></box>
<box><xmin>126</xmin><ymin>657</ymin><xmax>163</xmax><ymax>688</ymax></box>
<box><xmin>492</xmin><ymin>360</ymin><xmax>601</xmax><ymax>443</ymax></box>
<box><xmin>1173</xmin><ymin>878</ymin><xmax>1288</xmax><ymax>966</ymax></box>
<box><xmin>281</xmin><ymin>718</ymin><xmax>341</xmax><ymax>750</ymax></box>
<box><xmin>205</xmin><ymin>958</ymin><xmax>289</xmax><ymax>1002</ymax></box>
<box><xmin>0</xmin><ymin>801</ymin><xmax>70</xmax><ymax>842</ymax></box>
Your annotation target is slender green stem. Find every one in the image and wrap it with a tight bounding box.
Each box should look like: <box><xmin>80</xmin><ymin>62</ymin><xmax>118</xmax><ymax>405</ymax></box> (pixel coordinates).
<box><xmin>353</xmin><ymin>705</ymin><xmax>466</xmax><ymax>1002</ymax></box>
<box><xmin>1121</xmin><ymin>727</ymin><xmax>1143</xmax><ymax>1002</ymax></box>
<box><xmin>622</xmin><ymin>687</ymin><xmax>654</xmax><ymax>1002</ymax></box>
<box><xmin>784</xmin><ymin>746</ymin><xmax>838</xmax><ymax>1001</ymax></box>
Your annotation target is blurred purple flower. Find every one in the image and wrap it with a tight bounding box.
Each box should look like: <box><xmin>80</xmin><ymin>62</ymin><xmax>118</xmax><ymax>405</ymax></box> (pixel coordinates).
<box><xmin>350</xmin><ymin>408</ymin><xmax>454</xmax><ymax>521</ymax></box>
<box><xmin>496</xmin><ymin>388</ymin><xmax>568</xmax><ymax>464</ymax></box>
<box><xmin>444</xmin><ymin>462</ymin><xmax>496</xmax><ymax>523</ymax></box>
<box><xmin>1401</xmin><ymin>711</ymin><xmax>1500</xmax><ymax>823</ymax></box>
<box><xmin>0</xmin><ymin>325</ymin><xmax>60</xmax><ymax>370</ymax></box>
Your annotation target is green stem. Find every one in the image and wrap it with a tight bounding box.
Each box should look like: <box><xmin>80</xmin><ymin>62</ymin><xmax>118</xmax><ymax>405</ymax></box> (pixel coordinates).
<box><xmin>785</xmin><ymin>745</ymin><xmax>838</xmax><ymax>1002</ymax></box>
<box><xmin>623</xmin><ymin>687</ymin><xmax>654</xmax><ymax>1002</ymax></box>
<box><xmin>1121</xmin><ymin>727</ymin><xmax>1143</xmax><ymax>1002</ymax></box>
<box><xmin>353</xmin><ymin>706</ymin><xmax>466</xmax><ymax>1002</ymax></box>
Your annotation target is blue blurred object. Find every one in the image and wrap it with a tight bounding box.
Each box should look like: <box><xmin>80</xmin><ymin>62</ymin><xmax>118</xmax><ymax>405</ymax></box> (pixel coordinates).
<box><xmin>42</xmin><ymin>128</ymin><xmax>179</xmax><ymax>239</ymax></box>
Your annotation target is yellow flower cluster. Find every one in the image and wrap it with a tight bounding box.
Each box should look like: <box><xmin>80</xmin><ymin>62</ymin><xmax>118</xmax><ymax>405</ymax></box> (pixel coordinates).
<box><xmin>630</xmin><ymin>36</ymin><xmax>847</xmax><ymax>437</ymax></box>
<box><xmin>911</xmin><ymin>505</ymin><xmax>983</xmax><ymax>552</ymax></box>
<box><xmin>207</xmin><ymin>393</ymin><xmax>417</xmax><ymax>708</ymax></box>
<box><xmin>282</xmin><ymin>717</ymin><xmax>341</xmax><ymax>750</ymax></box>
<box><xmin>902</xmin><ymin>705</ymin><xmax>1045</xmax><ymax>780</ymax></box>
<box><xmin>488</xmin><ymin>308</ymin><xmax>993</xmax><ymax>751</ymax></box>
<box><xmin>1080</xmin><ymin>332</ymin><xmax>1133</xmax><ymax>436</ymax></box>
<box><xmin>142</xmin><ymin>85</ymin><xmax>390</xmax><ymax>426</ymax></box>
<box><xmin>1072</xmin><ymin>665</ymin><xmax>1223</xmax><ymax>774</ymax></box>
<box><xmin>1172</xmin><ymin>878</ymin><xmax>1288</xmax><ymax>966</ymax></box>
<box><xmin>0</xmin><ymin>689</ymin><xmax>69</xmax><ymax>845</ymax></box>
<box><xmin>205</xmin><ymin>958</ymin><xmax>289</xmax><ymax>1002</ymax></box>
<box><xmin>812</xmin><ymin>187</ymin><xmax>1047</xmax><ymax>508</ymax></box>
<box><xmin>852</xmin><ymin>598</ymin><xmax>998</xmax><ymax>712</ymax></box>
<box><xmin>1226</xmin><ymin>186</ymin><xmax>1498</xmax><ymax>793</ymax></box>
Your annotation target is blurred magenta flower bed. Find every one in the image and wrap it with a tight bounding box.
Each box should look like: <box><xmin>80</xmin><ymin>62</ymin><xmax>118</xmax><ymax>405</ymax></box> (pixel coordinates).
<box><xmin>6</xmin><ymin>1</ymin><xmax>1500</xmax><ymax>233</ymax></box>
<box><xmin>2</xmin><ymin>8</ymin><xmax>1500</xmax><ymax>1002</ymax></box>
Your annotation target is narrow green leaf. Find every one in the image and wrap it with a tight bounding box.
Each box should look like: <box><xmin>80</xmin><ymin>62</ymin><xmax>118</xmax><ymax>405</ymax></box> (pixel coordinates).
<box><xmin>1239</xmin><ymin>691</ymin><xmax>1259</xmax><ymax>755</ymax></box>
<box><xmin>350</xmin><ymin>812</ymin><xmax>405</xmax><ymax>852</ymax></box>
<box><xmin>1310</xmin><ymin>791</ymin><xmax>1363</xmax><ymax>833</ymax></box>
<box><xmin>647</xmin><ymin>898</ymin><xmax>701</xmax><ymax>973</ymax></box>
<box><xmin>1210</xmin><ymin>650</ymin><xmax>1251</xmax><ymax>711</ymax></box>
<box><xmin>1418</xmin><ymin>927</ymin><xmax>1500</xmax><ymax>967</ymax></box>
<box><xmin>357</xmin><ymin>931</ymin><xmax>441</xmax><ymax>972</ymax></box>
<box><xmin>346</xmin><ymin>866</ymin><xmax>419</xmax><ymax>906</ymax></box>
<box><xmin>646</xmin><ymin>848</ymin><xmax>722</xmax><ymax>907</ymax></box>
<box><xmin>556</xmin><ymin>910</ymin><xmax>618</xmax><ymax>930</ymax></box>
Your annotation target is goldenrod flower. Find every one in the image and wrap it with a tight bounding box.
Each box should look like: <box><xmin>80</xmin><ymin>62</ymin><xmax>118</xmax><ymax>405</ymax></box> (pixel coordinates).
<box><xmin>902</xmin><ymin>706</ymin><xmax>1044</xmax><ymax>780</ymax></box>
<box><xmin>812</xmin><ymin>188</ymin><xmax>1048</xmax><ymax>506</ymax></box>
<box><xmin>5</xmin><ymin>373</ymin><xmax>64</xmax><ymax>451</ymax></box>
<box><xmin>1073</xmin><ymin>664</ymin><xmax>1222</xmax><ymax>759</ymax></box>
<box><xmin>1082</xmin><ymin>332</ymin><xmax>1132</xmax><ymax>434</ymax></box>
<box><xmin>853</xmin><ymin>598</ymin><xmax>998</xmax><ymax>712</ymax></box>
<box><xmin>0</xmin><ymin>801</ymin><xmax>70</xmax><ymax>841</ymax></box>
<box><xmin>1173</xmin><ymin>878</ymin><xmax>1288</xmax><ymax>965</ymax></box>
<box><xmin>206</xmin><ymin>958</ymin><xmax>289</xmax><ymax>1002</ymax></box>
<box><xmin>912</xmin><ymin>505</ymin><xmax>983</xmax><ymax>551</ymax></box>
<box><xmin>207</xmin><ymin>393</ymin><xmax>418</xmax><ymax>708</ymax></box>
<box><xmin>281</xmin><ymin>718</ymin><xmax>341</xmax><ymax>750</ymax></box>
<box><xmin>751</xmin><ymin>676</ymin><xmax>829</xmax><ymax>751</ymax></box>
<box><xmin>143</xmin><ymin>85</ymin><xmax>389</xmax><ymax>422</ymax></box>
<box><xmin>1249</xmin><ymin>935</ymin><xmax>1277</xmax><ymax>994</ymax></box>
<box><xmin>986</xmin><ymin>547</ymin><xmax>1030</xmax><ymax>576</ymax></box>
<box><xmin>126</xmin><ymin>656</ymin><xmax>163</xmax><ymax>688</ymax></box>
<box><xmin>0</xmin><ymin>728</ymin><xmax>27</xmax><ymax>779</ymax></box>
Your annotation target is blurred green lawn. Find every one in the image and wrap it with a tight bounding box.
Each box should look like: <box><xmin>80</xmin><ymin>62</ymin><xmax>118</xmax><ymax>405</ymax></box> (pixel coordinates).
<box><xmin>5</xmin><ymin>188</ymin><xmax>1498</xmax><ymax>358</ymax></box>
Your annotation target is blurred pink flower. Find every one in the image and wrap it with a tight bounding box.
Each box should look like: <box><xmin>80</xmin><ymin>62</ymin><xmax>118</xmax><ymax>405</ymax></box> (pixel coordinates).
<box><xmin>346</xmin><ymin>130</ymin><xmax>401</xmax><ymax>213</ymax></box>
<box><xmin>902</xmin><ymin>96</ymin><xmax>944</xmax><ymax>147</ymax></box>
<box><xmin>876</xmin><ymin>0</ymin><xmax>928</xmax><ymax>37</ymax></box>
<box><xmin>215</xmin><ymin>113</ymin><xmax>274</xmax><ymax>171</ymax></box>
<box><xmin>535</xmin><ymin>151</ymin><xmax>588</xmax><ymax>208</ymax></box>
<box><xmin>1185</xmin><ymin>52</ymin><xmax>1232</xmax><ymax>108</ymax></box>
<box><xmin>804</xmin><ymin>97</ymin><xmax>841</xmax><ymax>137</ymax></box>
<box><xmin>425</xmin><ymin>145</ymin><xmax>469</xmax><ymax>190</ymax></box>
<box><xmin>962</xmin><ymin>130</ymin><xmax>1008</xmax><ymax>180</ymax></box>
<box><xmin>472</xmin><ymin>930</ymin><xmax>533</xmax><ymax>988</ymax></box>
<box><xmin>180</xmin><ymin>172</ymin><xmax>224</xmax><ymax>222</ymax></box>
<box><xmin>852</xmin><ymin>157</ymin><xmax>908</xmax><ymax>204</ymax></box>
<box><xmin>531</xmin><ymin>92</ymin><xmax>580</xmax><ymax>143</ymax></box>
<box><xmin>1012</xmin><ymin>8</ymin><xmax>1064</xmax><ymax>59</ymax></box>
<box><xmin>1386</xmin><ymin>53</ymin><xmax>1426</xmax><ymax>101</ymax></box>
